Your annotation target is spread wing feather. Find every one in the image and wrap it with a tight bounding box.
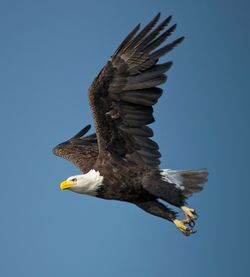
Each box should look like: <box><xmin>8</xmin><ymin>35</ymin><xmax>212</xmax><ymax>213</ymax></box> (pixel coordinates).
<box><xmin>88</xmin><ymin>13</ymin><xmax>184</xmax><ymax>168</ymax></box>
<box><xmin>53</xmin><ymin>125</ymin><xmax>98</xmax><ymax>173</ymax></box>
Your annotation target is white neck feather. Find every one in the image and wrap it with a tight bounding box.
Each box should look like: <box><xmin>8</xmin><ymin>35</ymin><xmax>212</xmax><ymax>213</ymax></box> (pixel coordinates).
<box><xmin>71</xmin><ymin>170</ymin><xmax>104</xmax><ymax>196</ymax></box>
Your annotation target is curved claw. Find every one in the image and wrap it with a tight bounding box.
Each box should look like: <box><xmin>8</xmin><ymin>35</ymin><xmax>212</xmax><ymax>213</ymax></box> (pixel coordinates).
<box><xmin>193</xmin><ymin>210</ymin><xmax>199</xmax><ymax>220</ymax></box>
<box><xmin>181</xmin><ymin>206</ymin><xmax>199</xmax><ymax>221</ymax></box>
<box><xmin>173</xmin><ymin>219</ymin><xmax>196</xmax><ymax>236</ymax></box>
<box><xmin>190</xmin><ymin>209</ymin><xmax>198</xmax><ymax>220</ymax></box>
<box><xmin>181</xmin><ymin>226</ymin><xmax>196</xmax><ymax>236</ymax></box>
<box><xmin>182</xmin><ymin>228</ymin><xmax>193</xmax><ymax>236</ymax></box>
<box><xmin>188</xmin><ymin>219</ymin><xmax>195</xmax><ymax>228</ymax></box>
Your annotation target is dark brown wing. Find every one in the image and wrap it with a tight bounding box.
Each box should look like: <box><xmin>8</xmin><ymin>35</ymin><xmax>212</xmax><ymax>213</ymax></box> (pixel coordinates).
<box><xmin>53</xmin><ymin>124</ymin><xmax>98</xmax><ymax>172</ymax></box>
<box><xmin>89</xmin><ymin>13</ymin><xmax>184</xmax><ymax>169</ymax></box>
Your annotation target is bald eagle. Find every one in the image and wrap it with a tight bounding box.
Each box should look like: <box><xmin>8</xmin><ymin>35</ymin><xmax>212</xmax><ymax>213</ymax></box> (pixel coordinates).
<box><xmin>53</xmin><ymin>13</ymin><xmax>208</xmax><ymax>236</ymax></box>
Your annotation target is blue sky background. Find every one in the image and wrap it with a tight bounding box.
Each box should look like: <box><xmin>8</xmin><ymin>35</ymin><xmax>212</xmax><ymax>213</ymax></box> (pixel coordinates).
<box><xmin>0</xmin><ymin>0</ymin><xmax>249</xmax><ymax>276</ymax></box>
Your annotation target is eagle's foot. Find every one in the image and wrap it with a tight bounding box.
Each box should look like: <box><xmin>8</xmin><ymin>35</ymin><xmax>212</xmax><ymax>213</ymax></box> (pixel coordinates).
<box><xmin>173</xmin><ymin>219</ymin><xmax>196</xmax><ymax>236</ymax></box>
<box><xmin>181</xmin><ymin>206</ymin><xmax>198</xmax><ymax>222</ymax></box>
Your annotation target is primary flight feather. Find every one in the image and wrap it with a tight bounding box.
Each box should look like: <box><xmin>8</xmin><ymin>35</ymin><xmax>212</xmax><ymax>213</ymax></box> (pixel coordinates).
<box><xmin>53</xmin><ymin>13</ymin><xmax>208</xmax><ymax>236</ymax></box>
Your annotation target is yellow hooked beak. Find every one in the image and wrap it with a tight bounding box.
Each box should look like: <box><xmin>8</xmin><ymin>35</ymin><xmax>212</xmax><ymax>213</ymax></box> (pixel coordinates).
<box><xmin>60</xmin><ymin>180</ymin><xmax>76</xmax><ymax>190</ymax></box>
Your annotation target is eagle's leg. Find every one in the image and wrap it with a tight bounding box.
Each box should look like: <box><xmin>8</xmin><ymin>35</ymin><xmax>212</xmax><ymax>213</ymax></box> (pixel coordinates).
<box><xmin>136</xmin><ymin>200</ymin><xmax>195</xmax><ymax>236</ymax></box>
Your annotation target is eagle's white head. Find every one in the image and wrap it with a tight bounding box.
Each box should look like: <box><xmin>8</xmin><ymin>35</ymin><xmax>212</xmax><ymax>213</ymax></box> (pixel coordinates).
<box><xmin>60</xmin><ymin>169</ymin><xmax>103</xmax><ymax>196</ymax></box>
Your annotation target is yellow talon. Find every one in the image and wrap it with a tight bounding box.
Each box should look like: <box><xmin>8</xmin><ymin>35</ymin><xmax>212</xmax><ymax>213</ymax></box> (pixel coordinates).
<box><xmin>173</xmin><ymin>219</ymin><xmax>194</xmax><ymax>236</ymax></box>
<box><xmin>181</xmin><ymin>206</ymin><xmax>198</xmax><ymax>220</ymax></box>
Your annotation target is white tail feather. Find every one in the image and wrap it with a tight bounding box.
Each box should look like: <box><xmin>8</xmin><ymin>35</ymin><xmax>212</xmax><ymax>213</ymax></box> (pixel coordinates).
<box><xmin>161</xmin><ymin>169</ymin><xmax>185</xmax><ymax>190</ymax></box>
<box><xmin>161</xmin><ymin>168</ymin><xmax>208</xmax><ymax>197</ymax></box>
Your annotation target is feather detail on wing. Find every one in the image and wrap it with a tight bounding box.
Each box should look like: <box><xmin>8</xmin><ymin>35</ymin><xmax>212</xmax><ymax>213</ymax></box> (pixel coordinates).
<box><xmin>88</xmin><ymin>13</ymin><xmax>184</xmax><ymax>168</ymax></box>
<box><xmin>52</xmin><ymin>125</ymin><xmax>98</xmax><ymax>173</ymax></box>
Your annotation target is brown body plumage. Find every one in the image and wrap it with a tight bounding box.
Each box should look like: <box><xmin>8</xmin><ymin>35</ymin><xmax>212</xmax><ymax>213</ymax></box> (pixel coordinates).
<box><xmin>53</xmin><ymin>13</ymin><xmax>208</xmax><ymax>236</ymax></box>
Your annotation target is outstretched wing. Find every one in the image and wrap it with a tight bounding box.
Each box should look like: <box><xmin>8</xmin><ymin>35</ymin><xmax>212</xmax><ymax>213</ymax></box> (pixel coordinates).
<box><xmin>89</xmin><ymin>13</ymin><xmax>184</xmax><ymax>169</ymax></box>
<box><xmin>53</xmin><ymin>125</ymin><xmax>98</xmax><ymax>173</ymax></box>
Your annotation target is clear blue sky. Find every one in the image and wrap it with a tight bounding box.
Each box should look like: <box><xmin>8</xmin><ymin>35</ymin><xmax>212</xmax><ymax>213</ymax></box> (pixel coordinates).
<box><xmin>0</xmin><ymin>0</ymin><xmax>249</xmax><ymax>276</ymax></box>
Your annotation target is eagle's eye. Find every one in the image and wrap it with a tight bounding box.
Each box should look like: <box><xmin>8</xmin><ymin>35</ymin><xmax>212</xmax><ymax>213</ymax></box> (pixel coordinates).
<box><xmin>71</xmin><ymin>178</ymin><xmax>77</xmax><ymax>182</ymax></box>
